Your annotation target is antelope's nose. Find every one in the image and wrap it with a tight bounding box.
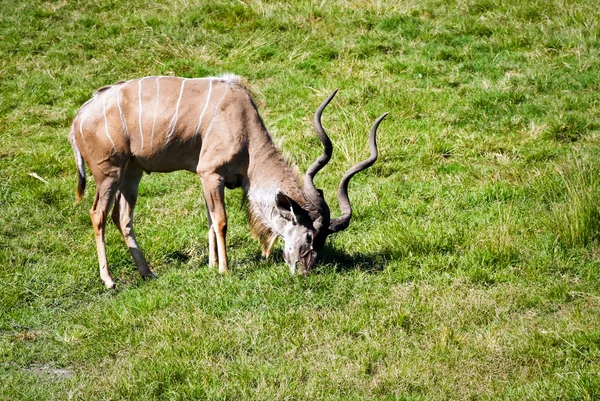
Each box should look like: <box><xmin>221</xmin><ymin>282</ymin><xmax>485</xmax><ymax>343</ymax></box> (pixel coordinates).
<box><xmin>288</xmin><ymin>260</ymin><xmax>298</xmax><ymax>275</ymax></box>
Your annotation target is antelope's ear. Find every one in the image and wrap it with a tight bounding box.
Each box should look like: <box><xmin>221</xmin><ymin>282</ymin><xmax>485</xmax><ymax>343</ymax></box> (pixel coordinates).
<box><xmin>275</xmin><ymin>190</ymin><xmax>307</xmax><ymax>224</ymax></box>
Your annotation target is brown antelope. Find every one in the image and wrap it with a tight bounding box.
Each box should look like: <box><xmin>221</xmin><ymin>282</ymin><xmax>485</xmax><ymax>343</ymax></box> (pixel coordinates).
<box><xmin>69</xmin><ymin>74</ymin><xmax>387</xmax><ymax>288</ymax></box>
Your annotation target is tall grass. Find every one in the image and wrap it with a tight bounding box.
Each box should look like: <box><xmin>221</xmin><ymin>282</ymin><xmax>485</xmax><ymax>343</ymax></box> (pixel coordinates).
<box><xmin>548</xmin><ymin>155</ymin><xmax>600</xmax><ymax>250</ymax></box>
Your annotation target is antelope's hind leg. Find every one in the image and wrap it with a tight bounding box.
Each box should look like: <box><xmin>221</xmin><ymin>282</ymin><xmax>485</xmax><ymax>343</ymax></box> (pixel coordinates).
<box><xmin>90</xmin><ymin>175</ymin><xmax>120</xmax><ymax>289</ymax></box>
<box><xmin>111</xmin><ymin>165</ymin><xmax>156</xmax><ymax>280</ymax></box>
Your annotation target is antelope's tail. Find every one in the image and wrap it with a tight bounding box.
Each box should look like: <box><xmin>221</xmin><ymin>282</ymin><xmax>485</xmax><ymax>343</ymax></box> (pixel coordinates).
<box><xmin>69</xmin><ymin>125</ymin><xmax>86</xmax><ymax>203</ymax></box>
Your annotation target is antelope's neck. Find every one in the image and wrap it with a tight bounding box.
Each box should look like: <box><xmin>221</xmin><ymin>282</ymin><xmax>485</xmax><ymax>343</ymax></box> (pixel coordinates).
<box><xmin>245</xmin><ymin>130</ymin><xmax>307</xmax><ymax>233</ymax></box>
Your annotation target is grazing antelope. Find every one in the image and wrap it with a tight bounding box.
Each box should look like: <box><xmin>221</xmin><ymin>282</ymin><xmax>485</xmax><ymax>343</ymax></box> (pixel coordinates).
<box><xmin>69</xmin><ymin>74</ymin><xmax>387</xmax><ymax>288</ymax></box>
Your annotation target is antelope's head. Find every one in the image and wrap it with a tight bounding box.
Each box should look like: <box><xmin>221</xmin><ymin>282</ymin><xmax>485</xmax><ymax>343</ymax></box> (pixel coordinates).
<box><xmin>277</xmin><ymin>91</ymin><xmax>388</xmax><ymax>275</ymax></box>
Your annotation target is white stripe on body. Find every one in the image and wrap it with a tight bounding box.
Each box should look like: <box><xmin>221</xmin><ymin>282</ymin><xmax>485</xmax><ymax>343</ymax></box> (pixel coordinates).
<box><xmin>79</xmin><ymin>108</ymin><xmax>87</xmax><ymax>139</ymax></box>
<box><xmin>117</xmin><ymin>83</ymin><xmax>130</xmax><ymax>140</ymax></box>
<box><xmin>138</xmin><ymin>78</ymin><xmax>148</xmax><ymax>151</ymax></box>
<box><xmin>165</xmin><ymin>78</ymin><xmax>188</xmax><ymax>144</ymax></box>
<box><xmin>194</xmin><ymin>79</ymin><xmax>213</xmax><ymax>140</ymax></box>
<box><xmin>205</xmin><ymin>82</ymin><xmax>230</xmax><ymax>137</ymax></box>
<box><xmin>102</xmin><ymin>94</ymin><xmax>116</xmax><ymax>148</ymax></box>
<box><xmin>78</xmin><ymin>96</ymin><xmax>97</xmax><ymax>140</ymax></box>
<box><xmin>150</xmin><ymin>77</ymin><xmax>161</xmax><ymax>150</ymax></box>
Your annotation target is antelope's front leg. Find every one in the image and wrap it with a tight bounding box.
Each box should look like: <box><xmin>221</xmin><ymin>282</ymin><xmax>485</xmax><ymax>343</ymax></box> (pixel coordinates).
<box><xmin>199</xmin><ymin>172</ymin><xmax>228</xmax><ymax>274</ymax></box>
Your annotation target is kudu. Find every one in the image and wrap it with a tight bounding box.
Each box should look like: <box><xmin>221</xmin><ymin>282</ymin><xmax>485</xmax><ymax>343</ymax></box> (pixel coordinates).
<box><xmin>69</xmin><ymin>74</ymin><xmax>387</xmax><ymax>288</ymax></box>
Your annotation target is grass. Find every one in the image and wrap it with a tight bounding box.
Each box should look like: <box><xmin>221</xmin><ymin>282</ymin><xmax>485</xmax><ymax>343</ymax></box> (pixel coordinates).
<box><xmin>1</xmin><ymin>0</ymin><xmax>600</xmax><ymax>399</ymax></box>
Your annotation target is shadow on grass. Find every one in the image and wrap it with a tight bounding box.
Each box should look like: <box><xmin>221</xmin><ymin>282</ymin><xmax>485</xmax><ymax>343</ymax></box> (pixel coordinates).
<box><xmin>316</xmin><ymin>245</ymin><xmax>390</xmax><ymax>274</ymax></box>
<box><xmin>163</xmin><ymin>249</ymin><xmax>192</xmax><ymax>263</ymax></box>
<box><xmin>155</xmin><ymin>243</ymin><xmax>389</xmax><ymax>278</ymax></box>
<box><xmin>223</xmin><ymin>245</ymin><xmax>390</xmax><ymax>276</ymax></box>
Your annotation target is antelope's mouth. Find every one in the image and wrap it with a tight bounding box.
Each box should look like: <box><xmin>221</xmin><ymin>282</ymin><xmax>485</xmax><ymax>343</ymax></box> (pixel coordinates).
<box><xmin>297</xmin><ymin>250</ymin><xmax>317</xmax><ymax>275</ymax></box>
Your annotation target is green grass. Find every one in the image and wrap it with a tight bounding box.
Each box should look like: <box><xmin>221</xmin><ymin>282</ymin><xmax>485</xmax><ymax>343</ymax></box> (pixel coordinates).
<box><xmin>2</xmin><ymin>0</ymin><xmax>600</xmax><ymax>399</ymax></box>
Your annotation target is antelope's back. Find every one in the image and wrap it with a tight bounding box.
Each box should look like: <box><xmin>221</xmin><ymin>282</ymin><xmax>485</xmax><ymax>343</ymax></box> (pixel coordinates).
<box><xmin>73</xmin><ymin>75</ymin><xmax>251</xmax><ymax>174</ymax></box>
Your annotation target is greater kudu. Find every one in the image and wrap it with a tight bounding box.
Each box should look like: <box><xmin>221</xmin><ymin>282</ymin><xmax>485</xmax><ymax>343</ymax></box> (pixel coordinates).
<box><xmin>69</xmin><ymin>74</ymin><xmax>387</xmax><ymax>288</ymax></box>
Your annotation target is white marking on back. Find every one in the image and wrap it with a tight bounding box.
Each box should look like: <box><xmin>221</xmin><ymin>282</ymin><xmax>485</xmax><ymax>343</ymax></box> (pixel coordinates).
<box><xmin>205</xmin><ymin>82</ymin><xmax>230</xmax><ymax>137</ymax></box>
<box><xmin>206</xmin><ymin>73</ymin><xmax>241</xmax><ymax>85</ymax></box>
<box><xmin>102</xmin><ymin>94</ymin><xmax>116</xmax><ymax>148</ymax></box>
<box><xmin>151</xmin><ymin>77</ymin><xmax>161</xmax><ymax>150</ymax></box>
<box><xmin>165</xmin><ymin>78</ymin><xmax>188</xmax><ymax>144</ymax></box>
<box><xmin>194</xmin><ymin>79</ymin><xmax>213</xmax><ymax>138</ymax></box>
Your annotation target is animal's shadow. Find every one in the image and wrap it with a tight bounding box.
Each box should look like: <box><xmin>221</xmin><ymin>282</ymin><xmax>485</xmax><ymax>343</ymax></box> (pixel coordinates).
<box><xmin>264</xmin><ymin>245</ymin><xmax>391</xmax><ymax>274</ymax></box>
<box><xmin>314</xmin><ymin>244</ymin><xmax>389</xmax><ymax>274</ymax></box>
<box><xmin>160</xmin><ymin>242</ymin><xmax>388</xmax><ymax>277</ymax></box>
<box><xmin>163</xmin><ymin>249</ymin><xmax>192</xmax><ymax>263</ymax></box>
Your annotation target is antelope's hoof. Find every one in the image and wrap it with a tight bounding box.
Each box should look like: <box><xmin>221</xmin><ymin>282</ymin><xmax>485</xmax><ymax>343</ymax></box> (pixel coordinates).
<box><xmin>218</xmin><ymin>267</ymin><xmax>228</xmax><ymax>276</ymax></box>
<box><xmin>103</xmin><ymin>279</ymin><xmax>116</xmax><ymax>290</ymax></box>
<box><xmin>142</xmin><ymin>272</ymin><xmax>157</xmax><ymax>280</ymax></box>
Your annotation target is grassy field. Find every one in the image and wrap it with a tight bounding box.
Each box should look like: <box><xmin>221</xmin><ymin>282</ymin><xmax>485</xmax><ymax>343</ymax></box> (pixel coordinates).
<box><xmin>2</xmin><ymin>0</ymin><xmax>600</xmax><ymax>399</ymax></box>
